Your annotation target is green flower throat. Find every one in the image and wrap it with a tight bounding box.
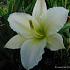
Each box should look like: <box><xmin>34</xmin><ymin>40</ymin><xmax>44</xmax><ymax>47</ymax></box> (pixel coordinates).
<box><xmin>29</xmin><ymin>20</ymin><xmax>46</xmax><ymax>39</ymax></box>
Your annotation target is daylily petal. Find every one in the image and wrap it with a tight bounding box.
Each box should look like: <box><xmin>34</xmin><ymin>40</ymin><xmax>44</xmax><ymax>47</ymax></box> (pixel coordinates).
<box><xmin>46</xmin><ymin>7</ymin><xmax>69</xmax><ymax>35</ymax></box>
<box><xmin>8</xmin><ymin>13</ymin><xmax>35</xmax><ymax>38</ymax></box>
<box><xmin>32</xmin><ymin>0</ymin><xmax>47</xmax><ymax>21</ymax></box>
<box><xmin>47</xmin><ymin>33</ymin><xmax>65</xmax><ymax>51</ymax></box>
<box><xmin>20</xmin><ymin>38</ymin><xmax>46</xmax><ymax>70</ymax></box>
<box><xmin>5</xmin><ymin>35</ymin><xmax>24</xmax><ymax>49</ymax></box>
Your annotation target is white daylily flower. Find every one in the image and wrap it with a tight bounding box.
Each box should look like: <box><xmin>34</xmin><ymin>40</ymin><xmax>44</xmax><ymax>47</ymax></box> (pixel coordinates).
<box><xmin>5</xmin><ymin>0</ymin><xmax>69</xmax><ymax>70</ymax></box>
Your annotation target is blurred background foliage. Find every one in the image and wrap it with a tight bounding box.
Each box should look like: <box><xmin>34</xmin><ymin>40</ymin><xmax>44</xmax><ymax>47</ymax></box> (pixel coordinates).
<box><xmin>0</xmin><ymin>0</ymin><xmax>70</xmax><ymax>47</ymax></box>
<box><xmin>0</xmin><ymin>0</ymin><xmax>70</xmax><ymax>70</ymax></box>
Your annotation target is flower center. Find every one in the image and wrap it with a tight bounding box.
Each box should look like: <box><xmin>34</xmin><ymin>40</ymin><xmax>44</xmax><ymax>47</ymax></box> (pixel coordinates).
<box><xmin>33</xmin><ymin>24</ymin><xmax>46</xmax><ymax>39</ymax></box>
<box><xmin>34</xmin><ymin>31</ymin><xmax>45</xmax><ymax>39</ymax></box>
<box><xmin>29</xmin><ymin>20</ymin><xmax>46</xmax><ymax>39</ymax></box>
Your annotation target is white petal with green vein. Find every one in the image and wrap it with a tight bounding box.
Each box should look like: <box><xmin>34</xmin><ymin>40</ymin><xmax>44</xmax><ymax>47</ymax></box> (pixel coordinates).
<box><xmin>46</xmin><ymin>7</ymin><xmax>69</xmax><ymax>35</ymax></box>
<box><xmin>47</xmin><ymin>33</ymin><xmax>65</xmax><ymax>51</ymax></box>
<box><xmin>20</xmin><ymin>38</ymin><xmax>46</xmax><ymax>70</ymax></box>
<box><xmin>8</xmin><ymin>13</ymin><xmax>33</xmax><ymax>38</ymax></box>
<box><xmin>32</xmin><ymin>0</ymin><xmax>47</xmax><ymax>20</ymax></box>
<box><xmin>5</xmin><ymin>35</ymin><xmax>24</xmax><ymax>49</ymax></box>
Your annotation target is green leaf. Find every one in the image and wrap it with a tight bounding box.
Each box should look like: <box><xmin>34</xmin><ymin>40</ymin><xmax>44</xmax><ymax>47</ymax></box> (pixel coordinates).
<box><xmin>59</xmin><ymin>23</ymin><xmax>70</xmax><ymax>33</ymax></box>
<box><xmin>7</xmin><ymin>0</ymin><xmax>15</xmax><ymax>14</ymax></box>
